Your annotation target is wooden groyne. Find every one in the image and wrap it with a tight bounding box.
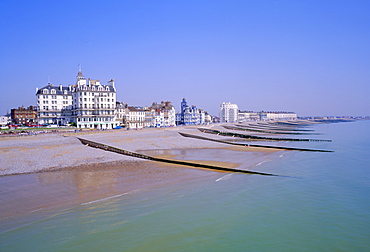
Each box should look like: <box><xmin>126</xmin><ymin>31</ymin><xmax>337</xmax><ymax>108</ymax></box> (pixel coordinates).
<box><xmin>179</xmin><ymin>132</ymin><xmax>333</xmax><ymax>152</ymax></box>
<box><xmin>76</xmin><ymin>137</ymin><xmax>278</xmax><ymax>176</ymax></box>
<box><xmin>223</xmin><ymin>125</ymin><xmax>319</xmax><ymax>135</ymax></box>
<box><xmin>198</xmin><ymin>128</ymin><xmax>331</xmax><ymax>142</ymax></box>
<box><xmin>236</xmin><ymin>124</ymin><xmax>315</xmax><ymax>132</ymax></box>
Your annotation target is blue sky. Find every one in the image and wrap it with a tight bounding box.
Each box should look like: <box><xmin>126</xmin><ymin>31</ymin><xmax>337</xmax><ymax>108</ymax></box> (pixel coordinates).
<box><xmin>1</xmin><ymin>0</ymin><xmax>369</xmax><ymax>117</ymax></box>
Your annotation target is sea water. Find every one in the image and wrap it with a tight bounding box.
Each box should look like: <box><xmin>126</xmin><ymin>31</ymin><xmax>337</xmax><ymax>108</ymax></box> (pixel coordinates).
<box><xmin>1</xmin><ymin>120</ymin><xmax>370</xmax><ymax>251</ymax></box>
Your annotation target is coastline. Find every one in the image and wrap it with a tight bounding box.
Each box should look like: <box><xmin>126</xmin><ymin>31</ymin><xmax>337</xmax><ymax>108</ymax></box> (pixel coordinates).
<box><xmin>0</xmin><ymin>124</ymin><xmax>278</xmax><ymax>176</ymax></box>
<box><xmin>0</xmin><ymin>124</ymin><xmax>284</xmax><ymax>222</ymax></box>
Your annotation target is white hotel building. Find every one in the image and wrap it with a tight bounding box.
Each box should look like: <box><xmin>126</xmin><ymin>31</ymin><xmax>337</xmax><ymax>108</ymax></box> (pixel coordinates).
<box><xmin>220</xmin><ymin>102</ymin><xmax>298</xmax><ymax>123</ymax></box>
<box><xmin>219</xmin><ymin>102</ymin><xmax>239</xmax><ymax>123</ymax></box>
<box><xmin>36</xmin><ymin>69</ymin><xmax>119</xmax><ymax>129</ymax></box>
<box><xmin>36</xmin><ymin>84</ymin><xmax>73</xmax><ymax>125</ymax></box>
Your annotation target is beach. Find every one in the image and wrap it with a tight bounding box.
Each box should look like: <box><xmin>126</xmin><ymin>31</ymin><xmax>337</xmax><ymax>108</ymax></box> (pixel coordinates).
<box><xmin>0</xmin><ymin>124</ymin><xmax>280</xmax><ymax>221</ymax></box>
<box><xmin>2</xmin><ymin>121</ymin><xmax>370</xmax><ymax>251</ymax></box>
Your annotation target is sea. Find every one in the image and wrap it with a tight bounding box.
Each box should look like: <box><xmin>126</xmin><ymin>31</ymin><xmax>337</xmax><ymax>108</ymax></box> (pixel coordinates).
<box><xmin>1</xmin><ymin>120</ymin><xmax>370</xmax><ymax>251</ymax></box>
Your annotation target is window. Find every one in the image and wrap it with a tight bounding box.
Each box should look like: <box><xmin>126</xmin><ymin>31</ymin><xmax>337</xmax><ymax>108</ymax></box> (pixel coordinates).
<box><xmin>51</xmin><ymin>89</ymin><xmax>56</xmax><ymax>94</ymax></box>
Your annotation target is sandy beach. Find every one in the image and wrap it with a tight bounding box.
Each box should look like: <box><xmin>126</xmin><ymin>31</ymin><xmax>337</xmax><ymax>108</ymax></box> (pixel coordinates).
<box><xmin>0</xmin><ymin>125</ymin><xmax>281</xmax><ymax>221</ymax></box>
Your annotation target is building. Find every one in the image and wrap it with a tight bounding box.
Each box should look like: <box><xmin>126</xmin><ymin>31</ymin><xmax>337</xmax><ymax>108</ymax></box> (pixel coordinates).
<box><xmin>35</xmin><ymin>68</ymin><xmax>120</xmax><ymax>129</ymax></box>
<box><xmin>219</xmin><ymin>102</ymin><xmax>239</xmax><ymax>123</ymax></box>
<box><xmin>115</xmin><ymin>101</ymin><xmax>128</xmax><ymax>126</ymax></box>
<box><xmin>259</xmin><ymin>111</ymin><xmax>298</xmax><ymax>121</ymax></box>
<box><xmin>124</xmin><ymin>106</ymin><xmax>147</xmax><ymax>129</ymax></box>
<box><xmin>1</xmin><ymin>114</ymin><xmax>11</xmax><ymax>126</ymax></box>
<box><xmin>238</xmin><ymin>111</ymin><xmax>259</xmax><ymax>122</ymax></box>
<box><xmin>71</xmin><ymin>69</ymin><xmax>119</xmax><ymax>129</ymax></box>
<box><xmin>10</xmin><ymin>106</ymin><xmax>38</xmax><ymax>125</ymax></box>
<box><xmin>149</xmin><ymin>101</ymin><xmax>176</xmax><ymax>127</ymax></box>
<box><xmin>36</xmin><ymin>84</ymin><xmax>73</xmax><ymax>125</ymax></box>
<box><xmin>176</xmin><ymin>98</ymin><xmax>207</xmax><ymax>125</ymax></box>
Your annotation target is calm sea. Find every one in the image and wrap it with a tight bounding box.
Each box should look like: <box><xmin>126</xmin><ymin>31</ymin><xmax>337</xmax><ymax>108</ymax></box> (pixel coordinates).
<box><xmin>1</xmin><ymin>120</ymin><xmax>370</xmax><ymax>251</ymax></box>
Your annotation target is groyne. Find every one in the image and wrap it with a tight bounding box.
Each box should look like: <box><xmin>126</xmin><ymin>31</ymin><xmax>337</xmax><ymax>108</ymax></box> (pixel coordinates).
<box><xmin>237</xmin><ymin>124</ymin><xmax>315</xmax><ymax>132</ymax></box>
<box><xmin>223</xmin><ymin>125</ymin><xmax>320</xmax><ymax>135</ymax></box>
<box><xmin>178</xmin><ymin>132</ymin><xmax>333</xmax><ymax>152</ymax></box>
<box><xmin>77</xmin><ymin>137</ymin><xmax>279</xmax><ymax>176</ymax></box>
<box><xmin>198</xmin><ymin>128</ymin><xmax>332</xmax><ymax>142</ymax></box>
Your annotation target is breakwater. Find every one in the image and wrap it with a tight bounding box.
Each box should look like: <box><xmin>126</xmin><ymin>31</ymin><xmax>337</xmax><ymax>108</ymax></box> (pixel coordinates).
<box><xmin>237</xmin><ymin>124</ymin><xmax>315</xmax><ymax>132</ymax></box>
<box><xmin>178</xmin><ymin>132</ymin><xmax>333</xmax><ymax>152</ymax></box>
<box><xmin>223</xmin><ymin>125</ymin><xmax>320</xmax><ymax>135</ymax></box>
<box><xmin>198</xmin><ymin>128</ymin><xmax>331</xmax><ymax>142</ymax></box>
<box><xmin>77</xmin><ymin>137</ymin><xmax>278</xmax><ymax>176</ymax></box>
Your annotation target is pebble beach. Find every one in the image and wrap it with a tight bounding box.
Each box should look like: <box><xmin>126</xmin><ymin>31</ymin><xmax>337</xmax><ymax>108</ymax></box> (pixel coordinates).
<box><xmin>0</xmin><ymin>124</ymin><xmax>280</xmax><ymax>221</ymax></box>
<box><xmin>1</xmin><ymin>125</ymin><xmax>276</xmax><ymax>176</ymax></box>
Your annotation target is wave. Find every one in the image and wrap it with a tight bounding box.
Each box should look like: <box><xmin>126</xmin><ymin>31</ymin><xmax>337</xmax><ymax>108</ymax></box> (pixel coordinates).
<box><xmin>81</xmin><ymin>189</ymin><xmax>143</xmax><ymax>206</ymax></box>
<box><xmin>215</xmin><ymin>173</ymin><xmax>233</xmax><ymax>182</ymax></box>
<box><xmin>255</xmin><ymin>160</ymin><xmax>270</xmax><ymax>167</ymax></box>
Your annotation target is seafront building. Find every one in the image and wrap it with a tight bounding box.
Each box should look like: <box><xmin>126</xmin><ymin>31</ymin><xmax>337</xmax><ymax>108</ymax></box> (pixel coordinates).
<box><xmin>238</xmin><ymin>111</ymin><xmax>259</xmax><ymax>122</ymax></box>
<box><xmin>219</xmin><ymin>102</ymin><xmax>239</xmax><ymax>123</ymax></box>
<box><xmin>150</xmin><ymin>101</ymin><xmax>176</xmax><ymax>127</ymax></box>
<box><xmin>0</xmin><ymin>114</ymin><xmax>11</xmax><ymax>126</ymax></box>
<box><xmin>115</xmin><ymin>101</ymin><xmax>175</xmax><ymax>129</ymax></box>
<box><xmin>176</xmin><ymin>98</ymin><xmax>210</xmax><ymax>125</ymax></box>
<box><xmin>238</xmin><ymin>110</ymin><xmax>297</xmax><ymax>122</ymax></box>
<box><xmin>36</xmin><ymin>84</ymin><xmax>73</xmax><ymax>125</ymax></box>
<box><xmin>71</xmin><ymin>69</ymin><xmax>119</xmax><ymax>129</ymax></box>
<box><xmin>10</xmin><ymin>106</ymin><xmax>38</xmax><ymax>125</ymax></box>
<box><xmin>36</xmin><ymin>68</ymin><xmax>119</xmax><ymax>129</ymax></box>
<box><xmin>221</xmin><ymin>102</ymin><xmax>298</xmax><ymax>123</ymax></box>
<box><xmin>259</xmin><ymin>111</ymin><xmax>298</xmax><ymax>121</ymax></box>
<box><xmin>123</xmin><ymin>106</ymin><xmax>147</xmax><ymax>129</ymax></box>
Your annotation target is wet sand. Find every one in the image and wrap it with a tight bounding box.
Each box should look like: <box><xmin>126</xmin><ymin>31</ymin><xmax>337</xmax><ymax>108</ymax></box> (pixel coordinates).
<box><xmin>0</xmin><ymin>161</ymin><xmax>221</xmax><ymax>222</ymax></box>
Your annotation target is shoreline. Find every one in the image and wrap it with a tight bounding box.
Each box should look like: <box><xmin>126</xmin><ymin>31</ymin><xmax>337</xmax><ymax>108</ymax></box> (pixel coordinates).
<box><xmin>0</xmin><ymin>124</ymin><xmax>285</xmax><ymax>222</ymax></box>
<box><xmin>0</xmin><ymin>124</ymin><xmax>279</xmax><ymax>176</ymax></box>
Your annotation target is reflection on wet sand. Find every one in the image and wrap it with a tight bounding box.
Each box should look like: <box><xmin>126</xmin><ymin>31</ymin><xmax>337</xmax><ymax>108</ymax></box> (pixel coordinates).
<box><xmin>0</xmin><ymin>160</ymin><xmax>214</xmax><ymax>222</ymax></box>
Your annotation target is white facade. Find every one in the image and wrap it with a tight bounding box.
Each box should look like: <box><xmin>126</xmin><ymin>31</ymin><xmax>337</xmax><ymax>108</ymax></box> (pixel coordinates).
<box><xmin>125</xmin><ymin>106</ymin><xmax>147</xmax><ymax>129</ymax></box>
<box><xmin>219</xmin><ymin>102</ymin><xmax>239</xmax><ymax>123</ymax></box>
<box><xmin>150</xmin><ymin>101</ymin><xmax>176</xmax><ymax>127</ymax></box>
<box><xmin>36</xmin><ymin>69</ymin><xmax>119</xmax><ymax>129</ymax></box>
<box><xmin>36</xmin><ymin>84</ymin><xmax>73</xmax><ymax>125</ymax></box>
<box><xmin>260</xmin><ymin>112</ymin><xmax>298</xmax><ymax>121</ymax></box>
<box><xmin>72</xmin><ymin>70</ymin><xmax>119</xmax><ymax>129</ymax></box>
<box><xmin>115</xmin><ymin>102</ymin><xmax>175</xmax><ymax>129</ymax></box>
<box><xmin>238</xmin><ymin>111</ymin><xmax>259</xmax><ymax>122</ymax></box>
<box><xmin>0</xmin><ymin>115</ymin><xmax>11</xmax><ymax>126</ymax></box>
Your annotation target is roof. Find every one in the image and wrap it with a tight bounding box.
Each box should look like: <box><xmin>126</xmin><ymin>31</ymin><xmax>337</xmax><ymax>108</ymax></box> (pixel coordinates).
<box><xmin>36</xmin><ymin>84</ymin><xmax>72</xmax><ymax>95</ymax></box>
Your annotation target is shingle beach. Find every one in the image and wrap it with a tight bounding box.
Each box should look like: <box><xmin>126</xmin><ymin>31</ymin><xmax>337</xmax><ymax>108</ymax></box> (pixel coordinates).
<box><xmin>1</xmin><ymin>125</ymin><xmax>276</xmax><ymax>176</ymax></box>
